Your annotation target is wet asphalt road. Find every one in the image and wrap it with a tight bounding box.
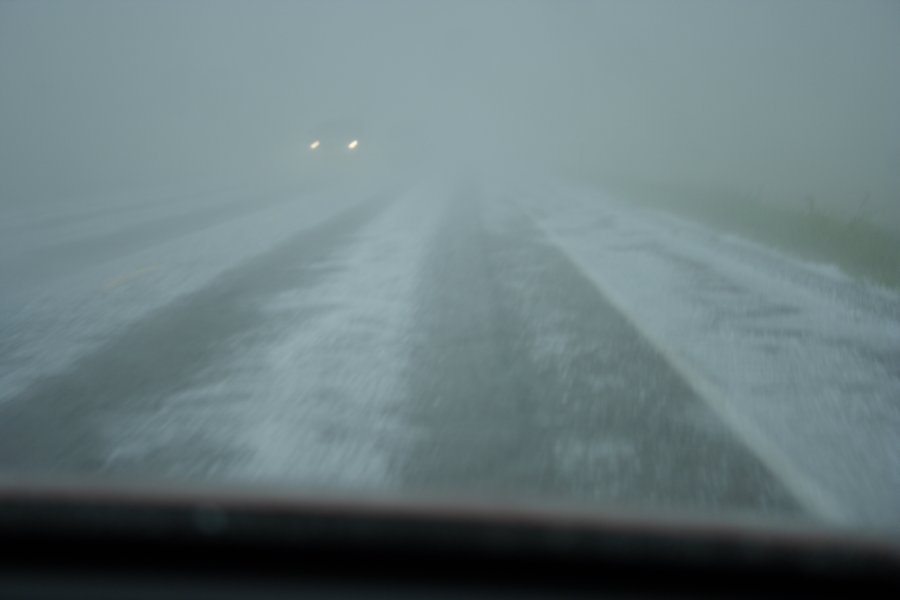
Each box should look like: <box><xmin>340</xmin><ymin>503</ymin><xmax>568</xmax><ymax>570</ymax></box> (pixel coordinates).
<box><xmin>0</xmin><ymin>183</ymin><xmax>803</xmax><ymax>521</ymax></box>
<box><xmin>401</xmin><ymin>189</ymin><xmax>799</xmax><ymax>514</ymax></box>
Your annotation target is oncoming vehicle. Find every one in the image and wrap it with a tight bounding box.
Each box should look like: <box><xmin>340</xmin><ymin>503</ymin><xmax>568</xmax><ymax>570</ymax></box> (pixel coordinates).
<box><xmin>306</xmin><ymin>118</ymin><xmax>364</xmax><ymax>156</ymax></box>
<box><xmin>298</xmin><ymin>118</ymin><xmax>369</xmax><ymax>185</ymax></box>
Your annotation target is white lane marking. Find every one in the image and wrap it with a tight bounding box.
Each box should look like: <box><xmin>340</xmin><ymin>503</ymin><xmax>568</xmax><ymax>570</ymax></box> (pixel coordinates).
<box><xmin>520</xmin><ymin>201</ymin><xmax>851</xmax><ymax>527</ymax></box>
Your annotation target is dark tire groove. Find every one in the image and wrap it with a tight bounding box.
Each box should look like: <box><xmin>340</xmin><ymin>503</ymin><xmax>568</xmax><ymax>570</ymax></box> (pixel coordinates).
<box><xmin>400</xmin><ymin>189</ymin><xmax>804</xmax><ymax>519</ymax></box>
<box><xmin>0</xmin><ymin>196</ymin><xmax>391</xmax><ymax>474</ymax></box>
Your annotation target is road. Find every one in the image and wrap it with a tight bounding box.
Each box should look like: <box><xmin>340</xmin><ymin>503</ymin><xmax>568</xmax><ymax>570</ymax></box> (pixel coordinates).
<box><xmin>1</xmin><ymin>176</ymin><xmax>898</xmax><ymax>531</ymax></box>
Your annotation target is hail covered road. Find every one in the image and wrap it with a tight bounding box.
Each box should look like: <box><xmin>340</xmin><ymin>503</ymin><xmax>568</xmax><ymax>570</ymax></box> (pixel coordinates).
<box><xmin>1</xmin><ymin>176</ymin><xmax>898</xmax><ymax>532</ymax></box>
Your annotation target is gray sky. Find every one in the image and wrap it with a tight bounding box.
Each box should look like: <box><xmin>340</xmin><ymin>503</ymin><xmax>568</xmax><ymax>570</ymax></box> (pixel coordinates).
<box><xmin>2</xmin><ymin>0</ymin><xmax>898</xmax><ymax>220</ymax></box>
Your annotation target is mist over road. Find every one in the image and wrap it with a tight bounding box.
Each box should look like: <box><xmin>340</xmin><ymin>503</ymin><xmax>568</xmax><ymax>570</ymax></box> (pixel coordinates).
<box><xmin>2</xmin><ymin>177</ymin><xmax>898</xmax><ymax>532</ymax></box>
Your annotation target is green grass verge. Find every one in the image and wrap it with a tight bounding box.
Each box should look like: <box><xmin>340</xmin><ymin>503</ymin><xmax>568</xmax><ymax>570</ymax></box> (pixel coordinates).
<box><xmin>571</xmin><ymin>175</ymin><xmax>900</xmax><ymax>290</ymax></box>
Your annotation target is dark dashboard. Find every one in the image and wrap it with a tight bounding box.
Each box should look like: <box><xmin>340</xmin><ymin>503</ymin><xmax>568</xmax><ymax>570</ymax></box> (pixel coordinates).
<box><xmin>1</xmin><ymin>483</ymin><xmax>898</xmax><ymax>598</ymax></box>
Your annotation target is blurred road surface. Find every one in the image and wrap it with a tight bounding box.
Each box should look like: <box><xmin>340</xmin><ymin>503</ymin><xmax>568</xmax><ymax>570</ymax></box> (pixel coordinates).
<box><xmin>2</xmin><ymin>177</ymin><xmax>898</xmax><ymax>531</ymax></box>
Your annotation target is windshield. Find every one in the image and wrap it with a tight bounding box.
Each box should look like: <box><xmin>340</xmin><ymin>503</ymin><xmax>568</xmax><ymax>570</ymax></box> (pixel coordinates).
<box><xmin>1</xmin><ymin>0</ymin><xmax>899</xmax><ymax>540</ymax></box>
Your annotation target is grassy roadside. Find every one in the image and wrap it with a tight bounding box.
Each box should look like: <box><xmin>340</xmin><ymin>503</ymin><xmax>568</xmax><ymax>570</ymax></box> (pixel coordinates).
<box><xmin>571</xmin><ymin>176</ymin><xmax>900</xmax><ymax>290</ymax></box>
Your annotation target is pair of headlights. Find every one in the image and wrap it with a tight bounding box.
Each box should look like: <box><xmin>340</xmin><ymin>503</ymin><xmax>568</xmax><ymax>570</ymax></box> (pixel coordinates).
<box><xmin>309</xmin><ymin>140</ymin><xmax>359</xmax><ymax>150</ymax></box>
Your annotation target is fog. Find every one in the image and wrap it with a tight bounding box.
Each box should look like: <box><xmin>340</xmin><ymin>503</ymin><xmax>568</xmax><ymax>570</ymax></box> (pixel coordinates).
<box><xmin>2</xmin><ymin>0</ymin><xmax>899</xmax><ymax>218</ymax></box>
<box><xmin>4</xmin><ymin>1</ymin><xmax>900</xmax><ymax>533</ymax></box>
